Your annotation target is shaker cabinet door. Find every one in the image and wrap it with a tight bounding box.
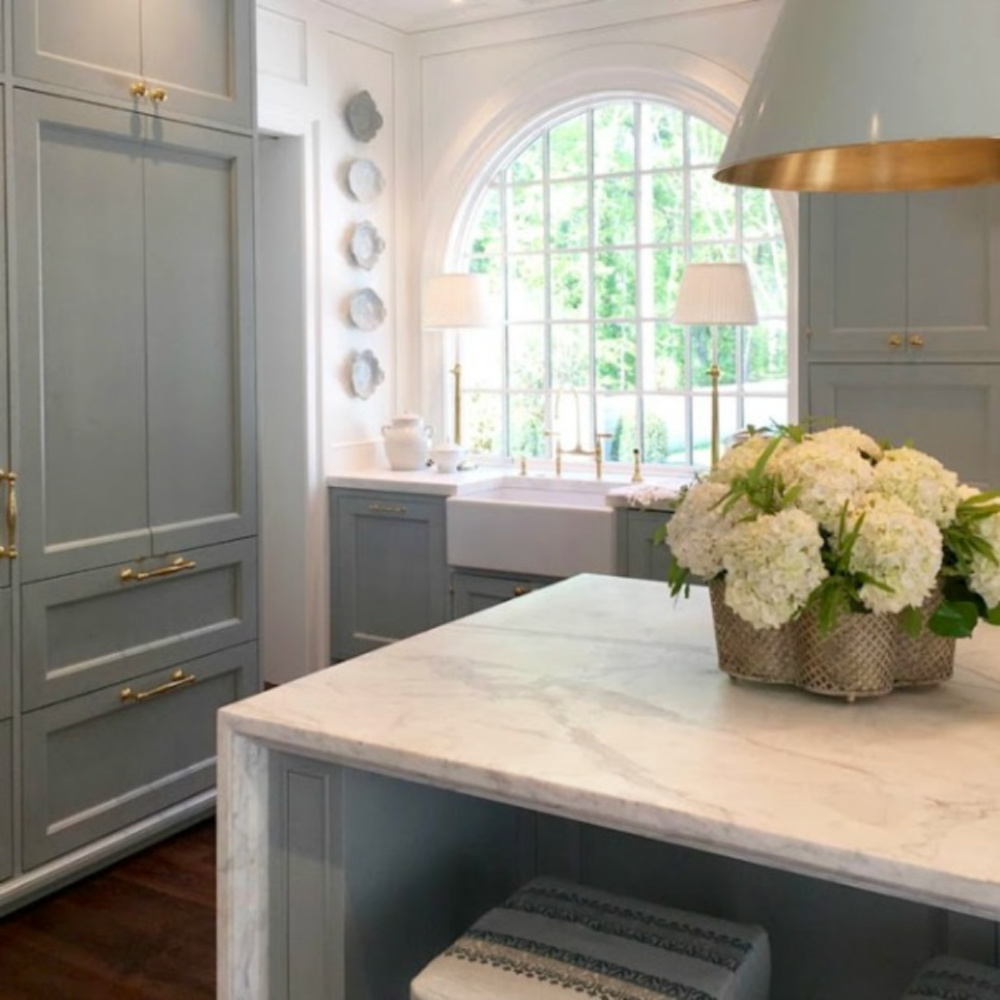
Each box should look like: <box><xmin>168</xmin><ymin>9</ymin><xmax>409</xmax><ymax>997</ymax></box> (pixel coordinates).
<box><xmin>145</xmin><ymin>123</ymin><xmax>257</xmax><ymax>555</ymax></box>
<box><xmin>12</xmin><ymin>0</ymin><xmax>142</xmax><ymax>108</ymax></box>
<box><xmin>808</xmin><ymin>363</ymin><xmax>1000</xmax><ymax>489</ymax></box>
<box><xmin>330</xmin><ymin>491</ymin><xmax>449</xmax><ymax>661</ymax></box>
<box><xmin>0</xmin><ymin>721</ymin><xmax>10</xmax><ymax>884</ymax></box>
<box><xmin>141</xmin><ymin>0</ymin><xmax>253</xmax><ymax>127</ymax></box>
<box><xmin>13</xmin><ymin>0</ymin><xmax>252</xmax><ymax>128</ymax></box>
<box><xmin>805</xmin><ymin>193</ymin><xmax>908</xmax><ymax>357</ymax></box>
<box><xmin>0</xmin><ymin>590</ymin><xmax>11</xmax><ymax>721</ymax></box>
<box><xmin>14</xmin><ymin>92</ymin><xmax>152</xmax><ymax>582</ymax></box>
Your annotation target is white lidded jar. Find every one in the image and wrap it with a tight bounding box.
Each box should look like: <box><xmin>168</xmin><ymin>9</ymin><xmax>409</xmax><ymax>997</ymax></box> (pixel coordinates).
<box><xmin>382</xmin><ymin>412</ymin><xmax>433</xmax><ymax>470</ymax></box>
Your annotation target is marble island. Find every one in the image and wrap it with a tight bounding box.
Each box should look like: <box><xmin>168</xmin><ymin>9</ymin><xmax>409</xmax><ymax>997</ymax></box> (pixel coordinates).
<box><xmin>219</xmin><ymin>575</ymin><xmax>1000</xmax><ymax>999</ymax></box>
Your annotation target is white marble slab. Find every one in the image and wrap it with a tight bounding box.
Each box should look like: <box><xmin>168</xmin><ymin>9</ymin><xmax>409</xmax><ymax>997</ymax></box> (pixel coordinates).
<box><xmin>220</xmin><ymin>575</ymin><xmax>1000</xmax><ymax>921</ymax></box>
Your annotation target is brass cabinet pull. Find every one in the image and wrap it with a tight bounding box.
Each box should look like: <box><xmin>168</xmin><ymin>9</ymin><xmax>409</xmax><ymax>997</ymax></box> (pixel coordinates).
<box><xmin>910</xmin><ymin>334</ymin><xmax>925</xmax><ymax>348</ymax></box>
<box><xmin>1</xmin><ymin>471</ymin><xmax>16</xmax><ymax>560</ymax></box>
<box><xmin>120</xmin><ymin>668</ymin><xmax>196</xmax><ymax>704</ymax></box>
<box><xmin>512</xmin><ymin>586</ymin><xmax>528</xmax><ymax>597</ymax></box>
<box><xmin>888</xmin><ymin>334</ymin><xmax>903</xmax><ymax>348</ymax></box>
<box><xmin>367</xmin><ymin>503</ymin><xmax>407</xmax><ymax>515</ymax></box>
<box><xmin>120</xmin><ymin>556</ymin><xmax>197</xmax><ymax>583</ymax></box>
<box><xmin>148</xmin><ymin>88</ymin><xmax>168</xmax><ymax>103</ymax></box>
<box><xmin>129</xmin><ymin>81</ymin><xmax>148</xmax><ymax>98</ymax></box>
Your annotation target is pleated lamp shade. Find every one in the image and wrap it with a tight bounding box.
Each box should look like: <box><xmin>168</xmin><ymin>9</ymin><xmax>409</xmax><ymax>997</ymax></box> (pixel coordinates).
<box><xmin>715</xmin><ymin>0</ymin><xmax>1000</xmax><ymax>192</ymax></box>
<box><xmin>423</xmin><ymin>274</ymin><xmax>496</xmax><ymax>330</ymax></box>
<box><xmin>672</xmin><ymin>263</ymin><xmax>758</xmax><ymax>326</ymax></box>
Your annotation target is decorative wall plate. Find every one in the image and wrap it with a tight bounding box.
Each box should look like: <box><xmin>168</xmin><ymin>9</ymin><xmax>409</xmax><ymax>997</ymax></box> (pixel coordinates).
<box><xmin>347</xmin><ymin>158</ymin><xmax>385</xmax><ymax>203</ymax></box>
<box><xmin>349</xmin><ymin>221</ymin><xmax>385</xmax><ymax>270</ymax></box>
<box><xmin>350</xmin><ymin>349</ymin><xmax>385</xmax><ymax>399</ymax></box>
<box><xmin>348</xmin><ymin>288</ymin><xmax>386</xmax><ymax>331</ymax></box>
<box><xmin>345</xmin><ymin>90</ymin><xmax>384</xmax><ymax>142</ymax></box>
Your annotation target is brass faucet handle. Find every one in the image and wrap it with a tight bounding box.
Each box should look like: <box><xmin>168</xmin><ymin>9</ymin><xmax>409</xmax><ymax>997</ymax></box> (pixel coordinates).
<box><xmin>631</xmin><ymin>448</ymin><xmax>643</xmax><ymax>484</ymax></box>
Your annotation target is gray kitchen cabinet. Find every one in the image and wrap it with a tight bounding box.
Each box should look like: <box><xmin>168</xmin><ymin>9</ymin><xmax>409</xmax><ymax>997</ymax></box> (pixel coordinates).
<box><xmin>21</xmin><ymin>538</ymin><xmax>257</xmax><ymax>711</ymax></box>
<box><xmin>14</xmin><ymin>91</ymin><xmax>256</xmax><ymax>583</ymax></box>
<box><xmin>330</xmin><ymin>490</ymin><xmax>449</xmax><ymax>661</ymax></box>
<box><xmin>0</xmin><ymin>591</ymin><xmax>11</xmax><ymax>721</ymax></box>
<box><xmin>451</xmin><ymin>569</ymin><xmax>558</xmax><ymax>618</ymax></box>
<box><xmin>809</xmin><ymin>364</ymin><xmax>1000</xmax><ymax>489</ymax></box>
<box><xmin>12</xmin><ymin>0</ymin><xmax>253</xmax><ymax>128</ymax></box>
<box><xmin>21</xmin><ymin>642</ymin><xmax>256</xmax><ymax>871</ymax></box>
<box><xmin>615</xmin><ymin>508</ymin><xmax>675</xmax><ymax>582</ymax></box>
<box><xmin>0</xmin><ymin>721</ymin><xmax>10</xmax><ymax>884</ymax></box>
<box><xmin>805</xmin><ymin>188</ymin><xmax>1000</xmax><ymax>359</ymax></box>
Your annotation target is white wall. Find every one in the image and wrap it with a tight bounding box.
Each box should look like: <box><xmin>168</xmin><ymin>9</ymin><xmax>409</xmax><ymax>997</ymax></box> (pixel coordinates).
<box><xmin>255</xmin><ymin>0</ymin><xmax>413</xmax><ymax>679</ymax></box>
<box><xmin>253</xmin><ymin>0</ymin><xmax>785</xmax><ymax>678</ymax></box>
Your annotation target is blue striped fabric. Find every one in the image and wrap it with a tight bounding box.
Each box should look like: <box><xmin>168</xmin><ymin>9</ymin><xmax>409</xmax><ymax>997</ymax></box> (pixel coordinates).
<box><xmin>904</xmin><ymin>956</ymin><xmax>1000</xmax><ymax>999</ymax></box>
<box><xmin>411</xmin><ymin>878</ymin><xmax>771</xmax><ymax>1000</ymax></box>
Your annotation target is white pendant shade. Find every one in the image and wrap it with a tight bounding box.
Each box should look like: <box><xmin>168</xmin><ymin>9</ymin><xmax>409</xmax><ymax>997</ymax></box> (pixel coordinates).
<box><xmin>672</xmin><ymin>263</ymin><xmax>758</xmax><ymax>326</ymax></box>
<box><xmin>715</xmin><ymin>0</ymin><xmax>1000</xmax><ymax>192</ymax></box>
<box><xmin>423</xmin><ymin>273</ymin><xmax>496</xmax><ymax>329</ymax></box>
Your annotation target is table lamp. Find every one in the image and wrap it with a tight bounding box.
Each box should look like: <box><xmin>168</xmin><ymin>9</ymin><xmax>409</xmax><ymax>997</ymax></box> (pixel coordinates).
<box><xmin>423</xmin><ymin>273</ymin><xmax>496</xmax><ymax>446</ymax></box>
<box><xmin>672</xmin><ymin>262</ymin><xmax>758</xmax><ymax>469</ymax></box>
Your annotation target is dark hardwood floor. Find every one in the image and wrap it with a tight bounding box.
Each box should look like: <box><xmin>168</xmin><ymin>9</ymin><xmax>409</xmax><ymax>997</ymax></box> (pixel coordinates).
<box><xmin>0</xmin><ymin>820</ymin><xmax>216</xmax><ymax>999</ymax></box>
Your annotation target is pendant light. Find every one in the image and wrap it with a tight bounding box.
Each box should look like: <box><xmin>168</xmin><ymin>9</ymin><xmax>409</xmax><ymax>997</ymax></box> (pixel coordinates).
<box><xmin>714</xmin><ymin>0</ymin><xmax>1000</xmax><ymax>192</ymax></box>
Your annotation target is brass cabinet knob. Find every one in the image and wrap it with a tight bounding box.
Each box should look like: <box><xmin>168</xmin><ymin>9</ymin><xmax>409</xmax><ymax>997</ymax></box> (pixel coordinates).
<box><xmin>512</xmin><ymin>586</ymin><xmax>528</xmax><ymax>597</ymax></box>
<box><xmin>149</xmin><ymin>88</ymin><xmax>168</xmax><ymax>103</ymax></box>
<box><xmin>887</xmin><ymin>334</ymin><xmax>903</xmax><ymax>348</ymax></box>
<box><xmin>130</xmin><ymin>81</ymin><xmax>148</xmax><ymax>98</ymax></box>
<box><xmin>910</xmin><ymin>334</ymin><xmax>925</xmax><ymax>348</ymax></box>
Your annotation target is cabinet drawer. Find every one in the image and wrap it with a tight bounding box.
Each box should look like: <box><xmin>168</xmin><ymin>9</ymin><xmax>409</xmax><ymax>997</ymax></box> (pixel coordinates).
<box><xmin>0</xmin><ymin>589</ymin><xmax>11</xmax><ymax>720</ymax></box>
<box><xmin>22</xmin><ymin>538</ymin><xmax>257</xmax><ymax>710</ymax></box>
<box><xmin>0</xmin><ymin>720</ymin><xmax>10</xmax><ymax>884</ymax></box>
<box><xmin>452</xmin><ymin>570</ymin><xmax>558</xmax><ymax>619</ymax></box>
<box><xmin>22</xmin><ymin>642</ymin><xmax>257</xmax><ymax>870</ymax></box>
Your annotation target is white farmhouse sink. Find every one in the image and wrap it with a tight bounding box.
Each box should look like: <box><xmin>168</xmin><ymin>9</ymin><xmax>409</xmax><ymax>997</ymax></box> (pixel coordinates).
<box><xmin>447</xmin><ymin>480</ymin><xmax>616</xmax><ymax>578</ymax></box>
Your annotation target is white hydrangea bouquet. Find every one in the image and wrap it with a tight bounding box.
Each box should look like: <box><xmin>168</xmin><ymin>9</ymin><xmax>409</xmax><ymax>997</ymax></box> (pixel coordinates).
<box><xmin>666</xmin><ymin>426</ymin><xmax>1000</xmax><ymax>641</ymax></box>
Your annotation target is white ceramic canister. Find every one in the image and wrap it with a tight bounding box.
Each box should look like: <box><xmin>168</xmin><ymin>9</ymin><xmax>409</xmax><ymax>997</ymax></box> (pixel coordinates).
<box><xmin>382</xmin><ymin>412</ymin><xmax>434</xmax><ymax>470</ymax></box>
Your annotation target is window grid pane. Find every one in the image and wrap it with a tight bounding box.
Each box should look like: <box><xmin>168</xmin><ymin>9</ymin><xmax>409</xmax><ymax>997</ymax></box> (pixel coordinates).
<box><xmin>459</xmin><ymin>101</ymin><xmax>788</xmax><ymax>469</ymax></box>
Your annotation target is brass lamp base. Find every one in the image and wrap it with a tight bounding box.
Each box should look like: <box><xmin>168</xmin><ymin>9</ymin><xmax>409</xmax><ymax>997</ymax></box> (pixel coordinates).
<box><xmin>708</xmin><ymin>363</ymin><xmax>720</xmax><ymax>470</ymax></box>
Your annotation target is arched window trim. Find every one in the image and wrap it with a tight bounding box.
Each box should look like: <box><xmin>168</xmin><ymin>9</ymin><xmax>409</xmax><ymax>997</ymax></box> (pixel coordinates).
<box><xmin>419</xmin><ymin>46</ymin><xmax>799</xmax><ymax>458</ymax></box>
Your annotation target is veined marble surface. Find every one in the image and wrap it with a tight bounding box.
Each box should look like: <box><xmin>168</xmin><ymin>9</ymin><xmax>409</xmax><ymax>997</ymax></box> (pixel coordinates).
<box><xmin>220</xmin><ymin>575</ymin><xmax>1000</xmax><ymax>920</ymax></box>
<box><xmin>327</xmin><ymin>466</ymin><xmax>693</xmax><ymax>502</ymax></box>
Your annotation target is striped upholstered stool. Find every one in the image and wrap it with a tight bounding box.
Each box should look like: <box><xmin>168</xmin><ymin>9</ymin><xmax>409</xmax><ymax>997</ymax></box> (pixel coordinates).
<box><xmin>411</xmin><ymin>878</ymin><xmax>771</xmax><ymax>999</ymax></box>
<box><xmin>903</xmin><ymin>956</ymin><xmax>1000</xmax><ymax>998</ymax></box>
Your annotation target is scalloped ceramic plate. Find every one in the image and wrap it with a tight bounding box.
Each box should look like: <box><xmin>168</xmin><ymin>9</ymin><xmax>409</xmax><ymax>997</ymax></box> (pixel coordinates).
<box><xmin>350</xmin><ymin>349</ymin><xmax>385</xmax><ymax>399</ymax></box>
<box><xmin>347</xmin><ymin>158</ymin><xmax>385</xmax><ymax>203</ymax></box>
<box><xmin>349</xmin><ymin>288</ymin><xmax>386</xmax><ymax>331</ymax></box>
<box><xmin>349</xmin><ymin>221</ymin><xmax>385</xmax><ymax>270</ymax></box>
<box><xmin>345</xmin><ymin>90</ymin><xmax>384</xmax><ymax>143</ymax></box>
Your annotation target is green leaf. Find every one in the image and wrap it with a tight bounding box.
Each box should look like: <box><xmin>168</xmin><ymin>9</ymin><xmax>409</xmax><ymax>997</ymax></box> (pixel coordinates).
<box><xmin>986</xmin><ymin>604</ymin><xmax>1000</xmax><ymax>627</ymax></box>
<box><xmin>899</xmin><ymin>605</ymin><xmax>923</xmax><ymax>637</ymax></box>
<box><xmin>929</xmin><ymin>600</ymin><xmax>979</xmax><ymax>638</ymax></box>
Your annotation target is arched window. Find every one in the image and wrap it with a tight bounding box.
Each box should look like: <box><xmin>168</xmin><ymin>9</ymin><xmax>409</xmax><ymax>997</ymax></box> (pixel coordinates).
<box><xmin>454</xmin><ymin>98</ymin><xmax>789</xmax><ymax>469</ymax></box>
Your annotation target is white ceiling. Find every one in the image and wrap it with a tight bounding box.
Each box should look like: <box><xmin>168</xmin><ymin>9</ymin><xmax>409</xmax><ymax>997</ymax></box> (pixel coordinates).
<box><xmin>323</xmin><ymin>0</ymin><xmax>613</xmax><ymax>33</ymax></box>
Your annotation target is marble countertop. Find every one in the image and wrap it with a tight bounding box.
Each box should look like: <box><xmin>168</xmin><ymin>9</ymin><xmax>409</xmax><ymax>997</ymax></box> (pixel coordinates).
<box><xmin>327</xmin><ymin>467</ymin><xmax>690</xmax><ymax>506</ymax></box>
<box><xmin>220</xmin><ymin>574</ymin><xmax>1000</xmax><ymax>920</ymax></box>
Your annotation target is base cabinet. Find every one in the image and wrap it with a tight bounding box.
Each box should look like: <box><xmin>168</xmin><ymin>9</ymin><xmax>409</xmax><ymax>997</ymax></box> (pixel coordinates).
<box><xmin>330</xmin><ymin>490</ymin><xmax>449</xmax><ymax>661</ymax></box>
<box><xmin>452</xmin><ymin>570</ymin><xmax>558</xmax><ymax>618</ymax></box>
<box><xmin>0</xmin><ymin>721</ymin><xmax>10</xmax><ymax>883</ymax></box>
<box><xmin>22</xmin><ymin>642</ymin><xmax>256</xmax><ymax>870</ymax></box>
<box><xmin>616</xmin><ymin>508</ymin><xmax>675</xmax><ymax>582</ymax></box>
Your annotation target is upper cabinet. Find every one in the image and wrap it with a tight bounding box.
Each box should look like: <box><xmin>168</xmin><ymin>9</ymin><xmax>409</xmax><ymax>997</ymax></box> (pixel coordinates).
<box><xmin>13</xmin><ymin>92</ymin><xmax>256</xmax><ymax>582</ymax></box>
<box><xmin>12</xmin><ymin>0</ymin><xmax>253</xmax><ymax>129</ymax></box>
<box><xmin>805</xmin><ymin>188</ymin><xmax>1000</xmax><ymax>359</ymax></box>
